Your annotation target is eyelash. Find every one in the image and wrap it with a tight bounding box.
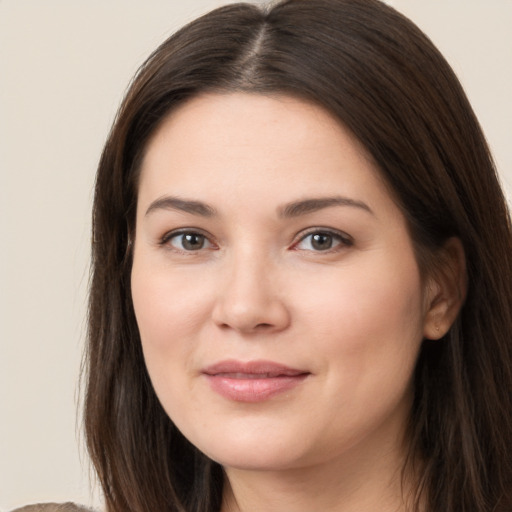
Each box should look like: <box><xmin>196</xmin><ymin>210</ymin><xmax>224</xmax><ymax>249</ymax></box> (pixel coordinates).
<box><xmin>160</xmin><ymin>229</ymin><xmax>217</xmax><ymax>253</ymax></box>
<box><xmin>291</xmin><ymin>228</ymin><xmax>353</xmax><ymax>253</ymax></box>
<box><xmin>159</xmin><ymin>227</ymin><xmax>353</xmax><ymax>254</ymax></box>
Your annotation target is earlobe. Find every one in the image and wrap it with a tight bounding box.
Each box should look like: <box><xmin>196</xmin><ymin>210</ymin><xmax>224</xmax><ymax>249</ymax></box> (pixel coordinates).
<box><xmin>423</xmin><ymin>237</ymin><xmax>467</xmax><ymax>340</ymax></box>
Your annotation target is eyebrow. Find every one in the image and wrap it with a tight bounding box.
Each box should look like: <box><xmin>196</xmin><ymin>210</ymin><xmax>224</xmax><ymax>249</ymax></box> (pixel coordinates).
<box><xmin>145</xmin><ymin>196</ymin><xmax>217</xmax><ymax>217</ymax></box>
<box><xmin>144</xmin><ymin>194</ymin><xmax>373</xmax><ymax>218</ymax></box>
<box><xmin>279</xmin><ymin>196</ymin><xmax>373</xmax><ymax>217</ymax></box>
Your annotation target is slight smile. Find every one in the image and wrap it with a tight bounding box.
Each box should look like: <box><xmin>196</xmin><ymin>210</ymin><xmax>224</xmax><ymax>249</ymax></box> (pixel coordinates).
<box><xmin>202</xmin><ymin>360</ymin><xmax>311</xmax><ymax>403</ymax></box>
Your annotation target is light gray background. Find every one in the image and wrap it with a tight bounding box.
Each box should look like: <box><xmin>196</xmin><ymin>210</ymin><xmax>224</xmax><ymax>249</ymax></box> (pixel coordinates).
<box><xmin>1</xmin><ymin>1</ymin><xmax>511</xmax><ymax>510</ymax></box>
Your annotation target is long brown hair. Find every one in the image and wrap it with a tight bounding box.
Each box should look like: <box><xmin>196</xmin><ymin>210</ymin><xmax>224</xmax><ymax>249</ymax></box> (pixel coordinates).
<box><xmin>85</xmin><ymin>1</ymin><xmax>512</xmax><ymax>511</ymax></box>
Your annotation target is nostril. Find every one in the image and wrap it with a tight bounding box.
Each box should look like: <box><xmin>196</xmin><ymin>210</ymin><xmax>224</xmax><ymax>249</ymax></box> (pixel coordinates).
<box><xmin>217</xmin><ymin>321</ymin><xmax>276</xmax><ymax>332</ymax></box>
<box><xmin>255</xmin><ymin>323</ymin><xmax>273</xmax><ymax>329</ymax></box>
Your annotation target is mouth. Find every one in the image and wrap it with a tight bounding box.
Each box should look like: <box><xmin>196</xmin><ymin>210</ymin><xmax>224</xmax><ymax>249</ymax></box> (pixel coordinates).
<box><xmin>202</xmin><ymin>360</ymin><xmax>310</xmax><ymax>403</ymax></box>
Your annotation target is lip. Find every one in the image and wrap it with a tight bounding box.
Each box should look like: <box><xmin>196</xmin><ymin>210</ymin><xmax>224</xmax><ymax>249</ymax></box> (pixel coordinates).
<box><xmin>202</xmin><ymin>359</ymin><xmax>310</xmax><ymax>403</ymax></box>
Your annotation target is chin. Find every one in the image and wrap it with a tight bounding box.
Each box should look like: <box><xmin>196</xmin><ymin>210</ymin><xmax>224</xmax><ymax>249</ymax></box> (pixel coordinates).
<box><xmin>188</xmin><ymin>425</ymin><xmax>312</xmax><ymax>471</ymax></box>
<box><xmin>207</xmin><ymin>448</ymin><xmax>306</xmax><ymax>472</ymax></box>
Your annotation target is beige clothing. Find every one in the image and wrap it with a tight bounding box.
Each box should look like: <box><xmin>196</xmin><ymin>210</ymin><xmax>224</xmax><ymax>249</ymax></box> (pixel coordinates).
<box><xmin>11</xmin><ymin>504</ymin><xmax>92</xmax><ymax>512</ymax></box>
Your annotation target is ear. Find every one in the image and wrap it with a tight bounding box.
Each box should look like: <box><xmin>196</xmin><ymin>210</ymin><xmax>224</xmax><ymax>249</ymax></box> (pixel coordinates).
<box><xmin>423</xmin><ymin>237</ymin><xmax>467</xmax><ymax>340</ymax></box>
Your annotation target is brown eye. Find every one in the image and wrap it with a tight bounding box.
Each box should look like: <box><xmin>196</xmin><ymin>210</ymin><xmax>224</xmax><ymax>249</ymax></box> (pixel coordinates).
<box><xmin>295</xmin><ymin>230</ymin><xmax>352</xmax><ymax>252</ymax></box>
<box><xmin>169</xmin><ymin>232</ymin><xmax>211</xmax><ymax>251</ymax></box>
<box><xmin>310</xmin><ymin>233</ymin><xmax>334</xmax><ymax>250</ymax></box>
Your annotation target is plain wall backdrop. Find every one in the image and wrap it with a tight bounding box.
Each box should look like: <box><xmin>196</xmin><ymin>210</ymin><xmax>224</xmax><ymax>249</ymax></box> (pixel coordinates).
<box><xmin>1</xmin><ymin>1</ymin><xmax>510</xmax><ymax>510</ymax></box>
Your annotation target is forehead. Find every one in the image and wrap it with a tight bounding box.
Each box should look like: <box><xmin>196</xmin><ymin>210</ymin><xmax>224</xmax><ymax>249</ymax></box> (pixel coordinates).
<box><xmin>142</xmin><ymin>92</ymin><xmax>359</xmax><ymax>165</ymax></box>
<box><xmin>137</xmin><ymin>92</ymin><xmax>397</xmax><ymax>219</ymax></box>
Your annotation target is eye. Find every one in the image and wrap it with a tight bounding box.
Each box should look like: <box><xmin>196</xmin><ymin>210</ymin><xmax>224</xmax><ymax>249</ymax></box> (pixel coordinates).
<box><xmin>294</xmin><ymin>230</ymin><xmax>352</xmax><ymax>252</ymax></box>
<box><xmin>164</xmin><ymin>231</ymin><xmax>214</xmax><ymax>251</ymax></box>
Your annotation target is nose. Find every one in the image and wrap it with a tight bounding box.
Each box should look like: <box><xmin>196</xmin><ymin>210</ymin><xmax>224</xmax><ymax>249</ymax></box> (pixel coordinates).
<box><xmin>211</xmin><ymin>253</ymin><xmax>291</xmax><ymax>334</ymax></box>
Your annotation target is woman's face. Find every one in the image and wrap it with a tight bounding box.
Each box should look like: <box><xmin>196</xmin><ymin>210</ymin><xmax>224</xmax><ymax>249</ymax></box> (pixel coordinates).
<box><xmin>131</xmin><ymin>93</ymin><xmax>435</xmax><ymax>473</ymax></box>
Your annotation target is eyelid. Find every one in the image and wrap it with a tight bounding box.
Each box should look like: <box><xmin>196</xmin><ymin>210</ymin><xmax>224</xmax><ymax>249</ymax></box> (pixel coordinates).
<box><xmin>291</xmin><ymin>227</ymin><xmax>354</xmax><ymax>251</ymax></box>
<box><xmin>158</xmin><ymin>226</ymin><xmax>352</xmax><ymax>253</ymax></box>
<box><xmin>160</xmin><ymin>228</ymin><xmax>218</xmax><ymax>252</ymax></box>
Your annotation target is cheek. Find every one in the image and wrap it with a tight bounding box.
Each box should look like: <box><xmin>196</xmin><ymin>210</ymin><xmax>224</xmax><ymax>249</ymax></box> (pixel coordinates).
<box><xmin>288</xmin><ymin>257</ymin><xmax>425</xmax><ymax>451</ymax></box>
<box><xmin>131</xmin><ymin>263</ymin><xmax>211</xmax><ymax>350</ymax></box>
<box><xmin>130</xmin><ymin>262</ymin><xmax>213</xmax><ymax>413</ymax></box>
<box><xmin>131</xmin><ymin>265</ymin><xmax>209</xmax><ymax>422</ymax></box>
<box><xmin>297</xmin><ymin>255</ymin><xmax>425</xmax><ymax>377</ymax></box>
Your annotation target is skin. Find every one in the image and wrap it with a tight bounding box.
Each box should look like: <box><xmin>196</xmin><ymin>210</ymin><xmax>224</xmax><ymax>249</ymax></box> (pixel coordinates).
<box><xmin>131</xmin><ymin>93</ymin><xmax>457</xmax><ymax>511</ymax></box>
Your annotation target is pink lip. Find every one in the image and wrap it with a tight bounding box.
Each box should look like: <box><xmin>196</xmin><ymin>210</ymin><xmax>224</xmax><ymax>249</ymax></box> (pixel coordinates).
<box><xmin>202</xmin><ymin>360</ymin><xmax>310</xmax><ymax>403</ymax></box>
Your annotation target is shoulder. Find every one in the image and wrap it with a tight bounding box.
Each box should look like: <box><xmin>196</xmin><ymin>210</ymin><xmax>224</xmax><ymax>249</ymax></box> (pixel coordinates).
<box><xmin>11</xmin><ymin>504</ymin><xmax>94</xmax><ymax>512</ymax></box>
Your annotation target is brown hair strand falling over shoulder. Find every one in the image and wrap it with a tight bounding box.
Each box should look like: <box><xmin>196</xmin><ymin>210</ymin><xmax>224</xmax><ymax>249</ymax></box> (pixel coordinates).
<box><xmin>85</xmin><ymin>1</ymin><xmax>512</xmax><ymax>511</ymax></box>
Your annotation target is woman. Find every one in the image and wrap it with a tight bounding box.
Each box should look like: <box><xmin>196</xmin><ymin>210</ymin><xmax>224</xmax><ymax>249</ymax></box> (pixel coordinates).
<box><xmin>83</xmin><ymin>0</ymin><xmax>512</xmax><ymax>511</ymax></box>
